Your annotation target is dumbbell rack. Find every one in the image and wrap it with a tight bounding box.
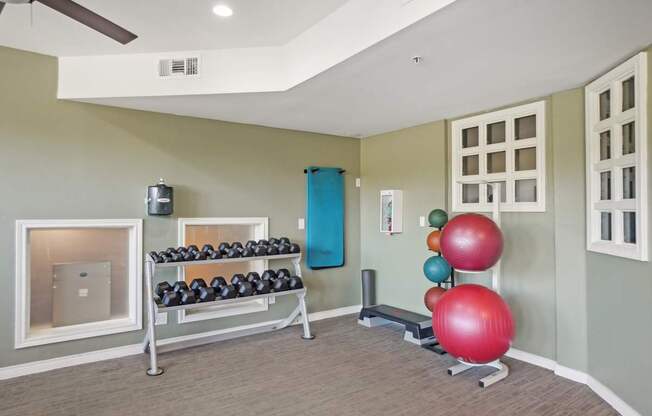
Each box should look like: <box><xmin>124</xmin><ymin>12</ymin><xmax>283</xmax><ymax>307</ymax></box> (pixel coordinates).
<box><xmin>143</xmin><ymin>252</ymin><xmax>313</xmax><ymax>376</ymax></box>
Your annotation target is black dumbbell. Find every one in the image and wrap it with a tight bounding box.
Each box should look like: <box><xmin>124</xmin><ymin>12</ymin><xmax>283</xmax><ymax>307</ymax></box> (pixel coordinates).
<box><xmin>179</xmin><ymin>290</ymin><xmax>196</xmax><ymax>305</ymax></box>
<box><xmin>197</xmin><ymin>286</ymin><xmax>216</xmax><ymax>302</ymax></box>
<box><xmin>276</xmin><ymin>244</ymin><xmax>290</xmax><ymax>254</ymax></box>
<box><xmin>277</xmin><ymin>268</ymin><xmax>292</xmax><ymax>280</ymax></box>
<box><xmin>266</xmin><ymin>245</ymin><xmax>279</xmax><ymax>256</ymax></box>
<box><xmin>246</xmin><ymin>272</ymin><xmax>261</xmax><ymax>284</ymax></box>
<box><xmin>240</xmin><ymin>247</ymin><xmax>253</xmax><ymax>257</ymax></box>
<box><xmin>219</xmin><ymin>285</ymin><xmax>237</xmax><ymax>299</ymax></box>
<box><xmin>261</xmin><ymin>270</ymin><xmax>277</xmax><ymax>281</ymax></box>
<box><xmin>182</xmin><ymin>251</ymin><xmax>194</xmax><ymax>262</ymax></box>
<box><xmin>162</xmin><ymin>291</ymin><xmax>180</xmax><ymax>306</ymax></box>
<box><xmin>190</xmin><ymin>278</ymin><xmax>207</xmax><ymax>294</ymax></box>
<box><xmin>231</xmin><ymin>274</ymin><xmax>247</xmax><ymax>288</ymax></box>
<box><xmin>201</xmin><ymin>244</ymin><xmax>214</xmax><ymax>254</ymax></box>
<box><xmin>288</xmin><ymin>276</ymin><xmax>303</xmax><ymax>290</ymax></box>
<box><xmin>173</xmin><ymin>281</ymin><xmax>189</xmax><ymax>292</ymax></box>
<box><xmin>231</xmin><ymin>241</ymin><xmax>243</xmax><ymax>250</ymax></box>
<box><xmin>177</xmin><ymin>246</ymin><xmax>188</xmax><ymax>254</ymax></box>
<box><xmin>257</xmin><ymin>239</ymin><xmax>269</xmax><ymax>246</ymax></box>
<box><xmin>155</xmin><ymin>281</ymin><xmax>173</xmax><ymax>297</ymax></box>
<box><xmin>149</xmin><ymin>251</ymin><xmax>162</xmax><ymax>263</ymax></box>
<box><xmin>194</xmin><ymin>251</ymin><xmax>207</xmax><ymax>261</ymax></box>
<box><xmin>279</xmin><ymin>237</ymin><xmax>291</xmax><ymax>245</ymax></box>
<box><xmin>158</xmin><ymin>251</ymin><xmax>170</xmax><ymax>263</ymax></box>
<box><xmin>227</xmin><ymin>248</ymin><xmax>241</xmax><ymax>258</ymax></box>
<box><xmin>245</xmin><ymin>240</ymin><xmax>257</xmax><ymax>249</ymax></box>
<box><xmin>268</xmin><ymin>238</ymin><xmax>280</xmax><ymax>246</ymax></box>
<box><xmin>253</xmin><ymin>280</ymin><xmax>271</xmax><ymax>295</ymax></box>
<box><xmin>210</xmin><ymin>276</ymin><xmax>227</xmax><ymax>290</ymax></box>
<box><xmin>209</xmin><ymin>250</ymin><xmax>223</xmax><ymax>260</ymax></box>
<box><xmin>187</xmin><ymin>245</ymin><xmax>200</xmax><ymax>254</ymax></box>
<box><xmin>171</xmin><ymin>252</ymin><xmax>184</xmax><ymax>262</ymax></box>
<box><xmin>254</xmin><ymin>245</ymin><xmax>268</xmax><ymax>256</ymax></box>
<box><xmin>165</xmin><ymin>247</ymin><xmax>178</xmax><ymax>256</ymax></box>
<box><xmin>272</xmin><ymin>278</ymin><xmax>289</xmax><ymax>292</ymax></box>
<box><xmin>289</xmin><ymin>243</ymin><xmax>301</xmax><ymax>254</ymax></box>
<box><xmin>237</xmin><ymin>281</ymin><xmax>254</xmax><ymax>297</ymax></box>
<box><xmin>218</xmin><ymin>242</ymin><xmax>231</xmax><ymax>254</ymax></box>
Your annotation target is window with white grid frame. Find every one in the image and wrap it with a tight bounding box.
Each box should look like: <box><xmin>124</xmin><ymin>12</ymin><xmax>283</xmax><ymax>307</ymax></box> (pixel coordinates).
<box><xmin>451</xmin><ymin>101</ymin><xmax>546</xmax><ymax>212</ymax></box>
<box><xmin>585</xmin><ymin>52</ymin><xmax>648</xmax><ymax>261</ymax></box>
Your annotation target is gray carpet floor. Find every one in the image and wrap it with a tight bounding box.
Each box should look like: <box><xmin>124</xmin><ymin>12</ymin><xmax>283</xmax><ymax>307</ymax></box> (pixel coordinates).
<box><xmin>0</xmin><ymin>315</ymin><xmax>617</xmax><ymax>416</ymax></box>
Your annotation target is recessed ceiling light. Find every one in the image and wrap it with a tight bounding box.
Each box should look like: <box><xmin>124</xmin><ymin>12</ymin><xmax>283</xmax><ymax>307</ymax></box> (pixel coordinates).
<box><xmin>213</xmin><ymin>4</ymin><xmax>233</xmax><ymax>17</ymax></box>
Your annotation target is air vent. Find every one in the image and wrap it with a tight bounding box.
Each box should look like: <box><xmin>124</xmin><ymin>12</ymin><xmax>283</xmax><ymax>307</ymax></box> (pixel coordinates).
<box><xmin>158</xmin><ymin>57</ymin><xmax>199</xmax><ymax>78</ymax></box>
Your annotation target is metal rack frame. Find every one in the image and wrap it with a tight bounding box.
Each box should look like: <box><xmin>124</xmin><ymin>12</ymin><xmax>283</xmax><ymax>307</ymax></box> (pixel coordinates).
<box><xmin>143</xmin><ymin>252</ymin><xmax>313</xmax><ymax>376</ymax></box>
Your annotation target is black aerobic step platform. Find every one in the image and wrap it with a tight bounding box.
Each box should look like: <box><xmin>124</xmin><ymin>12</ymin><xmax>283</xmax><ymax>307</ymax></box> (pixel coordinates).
<box><xmin>358</xmin><ymin>304</ymin><xmax>436</xmax><ymax>344</ymax></box>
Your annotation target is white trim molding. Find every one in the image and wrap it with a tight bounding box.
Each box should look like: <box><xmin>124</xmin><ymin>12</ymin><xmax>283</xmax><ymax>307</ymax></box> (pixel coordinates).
<box><xmin>14</xmin><ymin>219</ymin><xmax>143</xmax><ymax>349</ymax></box>
<box><xmin>0</xmin><ymin>304</ymin><xmax>362</xmax><ymax>381</ymax></box>
<box><xmin>507</xmin><ymin>348</ymin><xmax>641</xmax><ymax>416</ymax></box>
<box><xmin>585</xmin><ymin>52</ymin><xmax>648</xmax><ymax>261</ymax></box>
<box><xmin>451</xmin><ymin>100</ymin><xmax>547</xmax><ymax>213</ymax></box>
<box><xmin>176</xmin><ymin>217</ymin><xmax>270</xmax><ymax>324</ymax></box>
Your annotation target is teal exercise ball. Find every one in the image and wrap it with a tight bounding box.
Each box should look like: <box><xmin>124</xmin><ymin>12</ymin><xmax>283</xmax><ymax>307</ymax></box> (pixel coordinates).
<box><xmin>428</xmin><ymin>209</ymin><xmax>448</xmax><ymax>228</ymax></box>
<box><xmin>423</xmin><ymin>255</ymin><xmax>451</xmax><ymax>283</ymax></box>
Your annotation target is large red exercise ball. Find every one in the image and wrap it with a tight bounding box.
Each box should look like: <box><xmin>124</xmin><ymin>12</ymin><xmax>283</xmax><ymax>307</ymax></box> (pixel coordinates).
<box><xmin>440</xmin><ymin>213</ymin><xmax>503</xmax><ymax>271</ymax></box>
<box><xmin>428</xmin><ymin>209</ymin><xmax>448</xmax><ymax>228</ymax></box>
<box><xmin>424</xmin><ymin>286</ymin><xmax>447</xmax><ymax>312</ymax></box>
<box><xmin>423</xmin><ymin>255</ymin><xmax>451</xmax><ymax>283</ymax></box>
<box><xmin>433</xmin><ymin>284</ymin><xmax>514</xmax><ymax>364</ymax></box>
<box><xmin>426</xmin><ymin>230</ymin><xmax>441</xmax><ymax>252</ymax></box>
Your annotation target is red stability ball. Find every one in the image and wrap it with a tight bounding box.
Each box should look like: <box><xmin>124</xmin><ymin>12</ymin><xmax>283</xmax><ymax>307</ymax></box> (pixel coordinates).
<box><xmin>440</xmin><ymin>213</ymin><xmax>503</xmax><ymax>271</ymax></box>
<box><xmin>433</xmin><ymin>284</ymin><xmax>514</xmax><ymax>364</ymax></box>
<box><xmin>424</xmin><ymin>286</ymin><xmax>446</xmax><ymax>312</ymax></box>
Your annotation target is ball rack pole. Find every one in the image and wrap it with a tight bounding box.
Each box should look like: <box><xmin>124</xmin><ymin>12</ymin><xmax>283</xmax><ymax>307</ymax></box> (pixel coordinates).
<box><xmin>143</xmin><ymin>252</ymin><xmax>313</xmax><ymax>376</ymax></box>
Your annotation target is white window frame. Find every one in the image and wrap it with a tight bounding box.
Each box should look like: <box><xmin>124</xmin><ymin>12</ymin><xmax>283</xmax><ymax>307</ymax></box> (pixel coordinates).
<box><xmin>585</xmin><ymin>52</ymin><xmax>648</xmax><ymax>261</ymax></box>
<box><xmin>15</xmin><ymin>219</ymin><xmax>143</xmax><ymax>349</ymax></box>
<box><xmin>451</xmin><ymin>101</ymin><xmax>546</xmax><ymax>212</ymax></box>
<box><xmin>177</xmin><ymin>217</ymin><xmax>269</xmax><ymax>324</ymax></box>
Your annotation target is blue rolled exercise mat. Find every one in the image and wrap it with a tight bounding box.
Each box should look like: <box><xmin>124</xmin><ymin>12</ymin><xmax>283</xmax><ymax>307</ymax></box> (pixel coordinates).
<box><xmin>305</xmin><ymin>166</ymin><xmax>345</xmax><ymax>269</ymax></box>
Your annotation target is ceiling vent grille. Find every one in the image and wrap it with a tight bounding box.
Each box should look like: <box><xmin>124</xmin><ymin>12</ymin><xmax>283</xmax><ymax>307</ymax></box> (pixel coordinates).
<box><xmin>158</xmin><ymin>57</ymin><xmax>199</xmax><ymax>78</ymax></box>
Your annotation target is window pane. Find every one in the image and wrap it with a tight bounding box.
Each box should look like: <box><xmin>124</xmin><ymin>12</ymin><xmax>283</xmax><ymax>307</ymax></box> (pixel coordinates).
<box><xmin>487</xmin><ymin>121</ymin><xmax>506</xmax><ymax>144</ymax></box>
<box><xmin>515</xmin><ymin>147</ymin><xmax>536</xmax><ymax>171</ymax></box>
<box><xmin>462</xmin><ymin>127</ymin><xmax>479</xmax><ymax>148</ymax></box>
<box><xmin>599</xmin><ymin>130</ymin><xmax>611</xmax><ymax>160</ymax></box>
<box><xmin>600</xmin><ymin>212</ymin><xmax>612</xmax><ymax>241</ymax></box>
<box><xmin>622</xmin><ymin>122</ymin><xmax>635</xmax><ymax>155</ymax></box>
<box><xmin>624</xmin><ymin>212</ymin><xmax>636</xmax><ymax>244</ymax></box>
<box><xmin>515</xmin><ymin>179</ymin><xmax>537</xmax><ymax>202</ymax></box>
<box><xmin>623</xmin><ymin>167</ymin><xmax>636</xmax><ymax>199</ymax></box>
<box><xmin>622</xmin><ymin>76</ymin><xmax>635</xmax><ymax>111</ymax></box>
<box><xmin>462</xmin><ymin>183</ymin><xmax>479</xmax><ymax>203</ymax></box>
<box><xmin>600</xmin><ymin>171</ymin><xmax>611</xmax><ymax>200</ymax></box>
<box><xmin>599</xmin><ymin>90</ymin><xmax>610</xmax><ymax>120</ymax></box>
<box><xmin>462</xmin><ymin>155</ymin><xmax>479</xmax><ymax>176</ymax></box>
<box><xmin>29</xmin><ymin>228</ymin><xmax>130</xmax><ymax>330</ymax></box>
<box><xmin>487</xmin><ymin>151</ymin><xmax>506</xmax><ymax>173</ymax></box>
<box><xmin>515</xmin><ymin>115</ymin><xmax>536</xmax><ymax>140</ymax></box>
<box><xmin>487</xmin><ymin>181</ymin><xmax>506</xmax><ymax>203</ymax></box>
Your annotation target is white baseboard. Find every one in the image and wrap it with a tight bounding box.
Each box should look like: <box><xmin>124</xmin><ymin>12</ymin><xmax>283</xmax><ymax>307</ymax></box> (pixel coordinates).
<box><xmin>0</xmin><ymin>344</ymin><xmax>142</xmax><ymax>381</ymax></box>
<box><xmin>506</xmin><ymin>348</ymin><xmax>640</xmax><ymax>416</ymax></box>
<box><xmin>0</xmin><ymin>303</ymin><xmax>361</xmax><ymax>381</ymax></box>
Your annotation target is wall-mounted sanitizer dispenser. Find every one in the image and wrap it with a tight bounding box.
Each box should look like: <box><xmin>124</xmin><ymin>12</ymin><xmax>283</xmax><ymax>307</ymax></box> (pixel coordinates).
<box><xmin>146</xmin><ymin>178</ymin><xmax>173</xmax><ymax>216</ymax></box>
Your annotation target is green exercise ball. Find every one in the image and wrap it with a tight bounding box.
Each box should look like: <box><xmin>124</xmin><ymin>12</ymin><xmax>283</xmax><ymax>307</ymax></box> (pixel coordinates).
<box><xmin>423</xmin><ymin>255</ymin><xmax>452</xmax><ymax>283</ymax></box>
<box><xmin>428</xmin><ymin>209</ymin><xmax>448</xmax><ymax>228</ymax></box>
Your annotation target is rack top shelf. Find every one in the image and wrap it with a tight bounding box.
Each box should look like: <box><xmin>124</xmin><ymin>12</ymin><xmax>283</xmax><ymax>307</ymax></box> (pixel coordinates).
<box><xmin>148</xmin><ymin>253</ymin><xmax>301</xmax><ymax>268</ymax></box>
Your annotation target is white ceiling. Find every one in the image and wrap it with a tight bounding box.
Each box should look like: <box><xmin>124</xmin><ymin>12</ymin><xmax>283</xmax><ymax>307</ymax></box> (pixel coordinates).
<box><xmin>0</xmin><ymin>0</ymin><xmax>348</xmax><ymax>56</ymax></box>
<box><xmin>80</xmin><ymin>0</ymin><xmax>652</xmax><ymax>137</ymax></box>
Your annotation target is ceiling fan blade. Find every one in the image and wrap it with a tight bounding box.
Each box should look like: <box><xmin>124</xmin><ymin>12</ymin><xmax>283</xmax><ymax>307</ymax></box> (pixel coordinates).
<box><xmin>36</xmin><ymin>0</ymin><xmax>137</xmax><ymax>44</ymax></box>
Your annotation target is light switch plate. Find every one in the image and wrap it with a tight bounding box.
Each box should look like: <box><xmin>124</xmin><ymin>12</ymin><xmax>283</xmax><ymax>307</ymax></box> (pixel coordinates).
<box><xmin>419</xmin><ymin>216</ymin><xmax>426</xmax><ymax>227</ymax></box>
<box><xmin>355</xmin><ymin>178</ymin><xmax>361</xmax><ymax>188</ymax></box>
<box><xmin>298</xmin><ymin>218</ymin><xmax>305</xmax><ymax>230</ymax></box>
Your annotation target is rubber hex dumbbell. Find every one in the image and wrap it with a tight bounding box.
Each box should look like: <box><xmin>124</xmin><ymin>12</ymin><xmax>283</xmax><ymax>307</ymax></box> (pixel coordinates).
<box><xmin>236</xmin><ymin>281</ymin><xmax>254</xmax><ymax>297</ymax></box>
<box><xmin>289</xmin><ymin>243</ymin><xmax>301</xmax><ymax>254</ymax></box>
<box><xmin>162</xmin><ymin>291</ymin><xmax>180</xmax><ymax>306</ymax></box>
<box><xmin>279</xmin><ymin>237</ymin><xmax>291</xmax><ymax>245</ymax></box>
<box><xmin>187</xmin><ymin>245</ymin><xmax>200</xmax><ymax>254</ymax></box>
<box><xmin>288</xmin><ymin>276</ymin><xmax>304</xmax><ymax>290</ymax></box>
<box><xmin>276</xmin><ymin>244</ymin><xmax>290</xmax><ymax>255</ymax></box>
<box><xmin>227</xmin><ymin>248</ymin><xmax>241</xmax><ymax>258</ymax></box>
<box><xmin>266</xmin><ymin>245</ymin><xmax>279</xmax><ymax>256</ymax></box>
<box><xmin>219</xmin><ymin>285</ymin><xmax>237</xmax><ymax>299</ymax></box>
<box><xmin>157</xmin><ymin>251</ymin><xmax>171</xmax><ymax>263</ymax></box>
<box><xmin>277</xmin><ymin>268</ymin><xmax>292</xmax><ymax>280</ymax></box>
<box><xmin>268</xmin><ymin>238</ymin><xmax>280</xmax><ymax>247</ymax></box>
<box><xmin>261</xmin><ymin>270</ymin><xmax>277</xmax><ymax>282</ymax></box>
<box><xmin>209</xmin><ymin>250</ymin><xmax>223</xmax><ymax>260</ymax></box>
<box><xmin>257</xmin><ymin>239</ymin><xmax>269</xmax><ymax>246</ymax></box>
<box><xmin>246</xmin><ymin>272</ymin><xmax>261</xmax><ymax>284</ymax></box>
<box><xmin>254</xmin><ymin>245</ymin><xmax>268</xmax><ymax>256</ymax></box>
<box><xmin>194</xmin><ymin>251</ymin><xmax>207</xmax><ymax>261</ymax></box>
<box><xmin>231</xmin><ymin>274</ymin><xmax>247</xmax><ymax>288</ymax></box>
<box><xmin>177</xmin><ymin>246</ymin><xmax>188</xmax><ymax>255</ymax></box>
<box><xmin>240</xmin><ymin>247</ymin><xmax>253</xmax><ymax>257</ymax></box>
<box><xmin>210</xmin><ymin>276</ymin><xmax>227</xmax><ymax>291</ymax></box>
<box><xmin>165</xmin><ymin>247</ymin><xmax>178</xmax><ymax>256</ymax></box>
<box><xmin>173</xmin><ymin>281</ymin><xmax>189</xmax><ymax>293</ymax></box>
<box><xmin>179</xmin><ymin>290</ymin><xmax>196</xmax><ymax>305</ymax></box>
<box><xmin>201</xmin><ymin>244</ymin><xmax>214</xmax><ymax>254</ymax></box>
<box><xmin>245</xmin><ymin>240</ymin><xmax>257</xmax><ymax>249</ymax></box>
<box><xmin>232</xmin><ymin>242</ymin><xmax>244</xmax><ymax>250</ymax></box>
<box><xmin>218</xmin><ymin>242</ymin><xmax>231</xmax><ymax>255</ymax></box>
<box><xmin>272</xmin><ymin>278</ymin><xmax>289</xmax><ymax>292</ymax></box>
<box><xmin>155</xmin><ymin>281</ymin><xmax>173</xmax><ymax>298</ymax></box>
<box><xmin>253</xmin><ymin>279</ymin><xmax>271</xmax><ymax>294</ymax></box>
<box><xmin>182</xmin><ymin>251</ymin><xmax>195</xmax><ymax>262</ymax></box>
<box><xmin>190</xmin><ymin>278</ymin><xmax>207</xmax><ymax>294</ymax></box>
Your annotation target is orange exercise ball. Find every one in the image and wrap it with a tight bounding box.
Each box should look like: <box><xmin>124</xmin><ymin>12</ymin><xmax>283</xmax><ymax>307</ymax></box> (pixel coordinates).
<box><xmin>424</xmin><ymin>286</ymin><xmax>447</xmax><ymax>312</ymax></box>
<box><xmin>426</xmin><ymin>230</ymin><xmax>441</xmax><ymax>252</ymax></box>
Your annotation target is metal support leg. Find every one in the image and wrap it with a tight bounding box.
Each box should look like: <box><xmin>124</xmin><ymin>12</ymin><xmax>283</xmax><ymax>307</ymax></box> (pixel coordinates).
<box><xmin>447</xmin><ymin>359</ymin><xmax>509</xmax><ymax>388</ymax></box>
<box><xmin>144</xmin><ymin>260</ymin><xmax>164</xmax><ymax>376</ymax></box>
<box><xmin>297</xmin><ymin>292</ymin><xmax>315</xmax><ymax>340</ymax></box>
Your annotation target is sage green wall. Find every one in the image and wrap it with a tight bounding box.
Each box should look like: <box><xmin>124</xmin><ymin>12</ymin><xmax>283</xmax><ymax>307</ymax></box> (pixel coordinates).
<box><xmin>0</xmin><ymin>46</ymin><xmax>361</xmax><ymax>367</ymax></box>
<box><xmin>360</xmin><ymin>121</ymin><xmax>448</xmax><ymax>313</ymax></box>
<box><xmin>586</xmin><ymin>47</ymin><xmax>652</xmax><ymax>416</ymax></box>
